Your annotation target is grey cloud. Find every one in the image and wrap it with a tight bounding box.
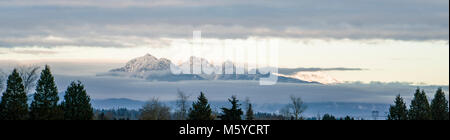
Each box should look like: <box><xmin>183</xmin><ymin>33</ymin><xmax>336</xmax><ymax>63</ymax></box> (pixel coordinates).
<box><xmin>0</xmin><ymin>0</ymin><xmax>447</xmax><ymax>48</ymax></box>
<box><xmin>0</xmin><ymin>33</ymin><xmax>174</xmax><ymax>48</ymax></box>
<box><xmin>1</xmin><ymin>0</ymin><xmax>448</xmax><ymax>9</ymax></box>
<box><xmin>0</xmin><ymin>0</ymin><xmax>253</xmax><ymax>8</ymax></box>
<box><xmin>0</xmin><ymin>61</ymin><xmax>123</xmax><ymax>76</ymax></box>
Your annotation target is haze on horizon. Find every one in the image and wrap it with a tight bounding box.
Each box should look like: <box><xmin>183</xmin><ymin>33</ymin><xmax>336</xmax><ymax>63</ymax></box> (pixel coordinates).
<box><xmin>0</xmin><ymin>0</ymin><xmax>449</xmax><ymax>85</ymax></box>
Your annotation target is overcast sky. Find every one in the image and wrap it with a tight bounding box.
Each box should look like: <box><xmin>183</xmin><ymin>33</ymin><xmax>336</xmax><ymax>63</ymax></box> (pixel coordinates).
<box><xmin>0</xmin><ymin>0</ymin><xmax>448</xmax><ymax>85</ymax></box>
<box><xmin>0</xmin><ymin>0</ymin><xmax>448</xmax><ymax>45</ymax></box>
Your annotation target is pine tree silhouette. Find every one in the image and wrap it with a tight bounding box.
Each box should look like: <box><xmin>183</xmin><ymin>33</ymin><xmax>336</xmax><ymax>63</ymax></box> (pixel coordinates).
<box><xmin>409</xmin><ymin>88</ymin><xmax>432</xmax><ymax>120</ymax></box>
<box><xmin>61</xmin><ymin>81</ymin><xmax>94</xmax><ymax>120</ymax></box>
<box><xmin>220</xmin><ymin>96</ymin><xmax>243</xmax><ymax>120</ymax></box>
<box><xmin>188</xmin><ymin>92</ymin><xmax>214</xmax><ymax>120</ymax></box>
<box><xmin>0</xmin><ymin>69</ymin><xmax>29</xmax><ymax>120</ymax></box>
<box><xmin>431</xmin><ymin>88</ymin><xmax>449</xmax><ymax>120</ymax></box>
<box><xmin>388</xmin><ymin>94</ymin><xmax>408</xmax><ymax>120</ymax></box>
<box><xmin>30</xmin><ymin>65</ymin><xmax>62</xmax><ymax>120</ymax></box>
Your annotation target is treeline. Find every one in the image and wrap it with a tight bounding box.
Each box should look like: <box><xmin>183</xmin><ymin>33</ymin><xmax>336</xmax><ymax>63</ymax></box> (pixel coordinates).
<box><xmin>135</xmin><ymin>92</ymin><xmax>359</xmax><ymax>120</ymax></box>
<box><xmin>136</xmin><ymin>88</ymin><xmax>448</xmax><ymax>120</ymax></box>
<box><xmin>0</xmin><ymin>65</ymin><xmax>93</xmax><ymax>120</ymax></box>
<box><xmin>388</xmin><ymin>88</ymin><xmax>449</xmax><ymax>120</ymax></box>
<box><xmin>138</xmin><ymin>92</ymin><xmax>246</xmax><ymax>120</ymax></box>
<box><xmin>1</xmin><ymin>65</ymin><xmax>448</xmax><ymax>120</ymax></box>
<box><xmin>94</xmin><ymin>108</ymin><xmax>140</xmax><ymax>120</ymax></box>
<box><xmin>137</xmin><ymin>92</ymin><xmax>311</xmax><ymax>120</ymax></box>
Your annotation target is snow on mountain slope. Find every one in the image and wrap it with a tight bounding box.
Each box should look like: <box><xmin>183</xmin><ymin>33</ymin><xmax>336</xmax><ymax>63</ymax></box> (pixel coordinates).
<box><xmin>177</xmin><ymin>56</ymin><xmax>220</xmax><ymax>74</ymax></box>
<box><xmin>106</xmin><ymin>54</ymin><xmax>323</xmax><ymax>84</ymax></box>
<box><xmin>110</xmin><ymin>54</ymin><xmax>172</xmax><ymax>73</ymax></box>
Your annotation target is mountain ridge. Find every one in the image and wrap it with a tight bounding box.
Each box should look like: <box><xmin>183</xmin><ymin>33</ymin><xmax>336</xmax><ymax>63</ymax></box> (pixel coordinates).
<box><xmin>105</xmin><ymin>54</ymin><xmax>322</xmax><ymax>84</ymax></box>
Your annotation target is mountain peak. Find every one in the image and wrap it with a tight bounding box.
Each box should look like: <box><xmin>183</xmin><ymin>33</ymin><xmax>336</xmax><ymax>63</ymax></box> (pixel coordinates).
<box><xmin>108</xmin><ymin>54</ymin><xmax>323</xmax><ymax>84</ymax></box>
<box><xmin>110</xmin><ymin>53</ymin><xmax>172</xmax><ymax>73</ymax></box>
<box><xmin>141</xmin><ymin>53</ymin><xmax>157</xmax><ymax>60</ymax></box>
<box><xmin>144</xmin><ymin>53</ymin><xmax>154</xmax><ymax>57</ymax></box>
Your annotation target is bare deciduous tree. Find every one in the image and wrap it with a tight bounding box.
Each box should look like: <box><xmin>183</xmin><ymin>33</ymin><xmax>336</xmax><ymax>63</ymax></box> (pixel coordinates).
<box><xmin>139</xmin><ymin>97</ymin><xmax>171</xmax><ymax>120</ymax></box>
<box><xmin>175</xmin><ymin>89</ymin><xmax>190</xmax><ymax>120</ymax></box>
<box><xmin>280</xmin><ymin>105</ymin><xmax>291</xmax><ymax>120</ymax></box>
<box><xmin>244</xmin><ymin>97</ymin><xmax>251</xmax><ymax>110</ymax></box>
<box><xmin>17</xmin><ymin>65</ymin><xmax>40</xmax><ymax>94</ymax></box>
<box><xmin>0</xmin><ymin>69</ymin><xmax>6</xmax><ymax>93</ymax></box>
<box><xmin>289</xmin><ymin>95</ymin><xmax>307</xmax><ymax>120</ymax></box>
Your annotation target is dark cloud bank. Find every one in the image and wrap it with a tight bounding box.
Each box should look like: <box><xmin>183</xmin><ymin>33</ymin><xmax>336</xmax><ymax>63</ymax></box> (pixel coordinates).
<box><xmin>1</xmin><ymin>0</ymin><xmax>448</xmax><ymax>48</ymax></box>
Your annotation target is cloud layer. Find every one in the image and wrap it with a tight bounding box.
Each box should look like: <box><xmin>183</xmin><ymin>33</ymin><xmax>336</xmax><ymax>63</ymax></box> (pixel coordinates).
<box><xmin>51</xmin><ymin>74</ymin><xmax>449</xmax><ymax>104</ymax></box>
<box><xmin>278</xmin><ymin>68</ymin><xmax>365</xmax><ymax>75</ymax></box>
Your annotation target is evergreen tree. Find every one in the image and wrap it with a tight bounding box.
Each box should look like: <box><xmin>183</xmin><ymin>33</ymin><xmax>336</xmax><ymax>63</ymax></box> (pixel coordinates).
<box><xmin>343</xmin><ymin>116</ymin><xmax>354</xmax><ymax>120</ymax></box>
<box><xmin>322</xmin><ymin>114</ymin><xmax>336</xmax><ymax>120</ymax></box>
<box><xmin>388</xmin><ymin>94</ymin><xmax>408</xmax><ymax>120</ymax></box>
<box><xmin>188</xmin><ymin>92</ymin><xmax>214</xmax><ymax>120</ymax></box>
<box><xmin>430</xmin><ymin>88</ymin><xmax>449</xmax><ymax>120</ymax></box>
<box><xmin>0</xmin><ymin>69</ymin><xmax>29</xmax><ymax>120</ymax></box>
<box><xmin>246</xmin><ymin>103</ymin><xmax>254</xmax><ymax>120</ymax></box>
<box><xmin>98</xmin><ymin>112</ymin><xmax>106</xmax><ymax>120</ymax></box>
<box><xmin>61</xmin><ymin>81</ymin><xmax>94</xmax><ymax>120</ymax></box>
<box><xmin>219</xmin><ymin>96</ymin><xmax>243</xmax><ymax>120</ymax></box>
<box><xmin>409</xmin><ymin>88</ymin><xmax>432</xmax><ymax>120</ymax></box>
<box><xmin>29</xmin><ymin>65</ymin><xmax>62</xmax><ymax>120</ymax></box>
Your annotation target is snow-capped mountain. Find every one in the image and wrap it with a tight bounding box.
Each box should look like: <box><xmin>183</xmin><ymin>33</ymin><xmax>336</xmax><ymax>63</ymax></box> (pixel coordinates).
<box><xmin>110</xmin><ymin>54</ymin><xmax>172</xmax><ymax>73</ymax></box>
<box><xmin>105</xmin><ymin>54</ymin><xmax>320</xmax><ymax>84</ymax></box>
<box><xmin>177</xmin><ymin>56</ymin><xmax>219</xmax><ymax>75</ymax></box>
